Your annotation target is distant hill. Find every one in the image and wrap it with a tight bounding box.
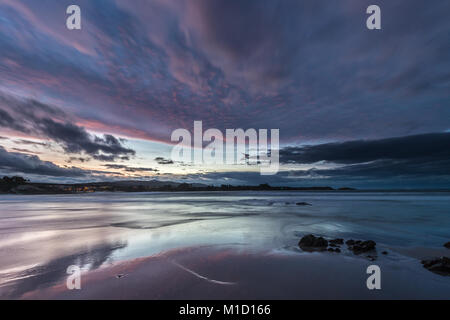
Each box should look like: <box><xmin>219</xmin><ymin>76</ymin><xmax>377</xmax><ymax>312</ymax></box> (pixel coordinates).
<box><xmin>0</xmin><ymin>176</ymin><xmax>342</xmax><ymax>194</ymax></box>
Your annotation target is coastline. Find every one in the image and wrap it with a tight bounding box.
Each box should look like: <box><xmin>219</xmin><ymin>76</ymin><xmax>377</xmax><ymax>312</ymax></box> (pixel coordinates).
<box><xmin>1</xmin><ymin>190</ymin><xmax>449</xmax><ymax>300</ymax></box>
<box><xmin>18</xmin><ymin>245</ymin><xmax>450</xmax><ymax>300</ymax></box>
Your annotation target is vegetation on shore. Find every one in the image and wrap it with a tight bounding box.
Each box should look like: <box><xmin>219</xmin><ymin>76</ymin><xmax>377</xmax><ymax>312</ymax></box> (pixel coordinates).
<box><xmin>0</xmin><ymin>176</ymin><xmax>355</xmax><ymax>194</ymax></box>
<box><xmin>0</xmin><ymin>176</ymin><xmax>29</xmax><ymax>193</ymax></box>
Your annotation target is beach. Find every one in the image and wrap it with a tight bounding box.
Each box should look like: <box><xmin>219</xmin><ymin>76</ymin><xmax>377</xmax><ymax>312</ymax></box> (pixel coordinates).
<box><xmin>0</xmin><ymin>191</ymin><xmax>449</xmax><ymax>299</ymax></box>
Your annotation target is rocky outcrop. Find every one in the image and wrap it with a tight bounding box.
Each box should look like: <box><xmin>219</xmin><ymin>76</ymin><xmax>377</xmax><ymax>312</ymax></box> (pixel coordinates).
<box><xmin>298</xmin><ymin>234</ymin><xmax>328</xmax><ymax>251</ymax></box>
<box><xmin>298</xmin><ymin>235</ymin><xmax>345</xmax><ymax>253</ymax></box>
<box><xmin>444</xmin><ymin>242</ymin><xmax>450</xmax><ymax>249</ymax></box>
<box><xmin>329</xmin><ymin>239</ymin><xmax>344</xmax><ymax>246</ymax></box>
<box><xmin>296</xmin><ymin>202</ymin><xmax>312</xmax><ymax>206</ymax></box>
<box><xmin>346</xmin><ymin>240</ymin><xmax>376</xmax><ymax>254</ymax></box>
<box><xmin>421</xmin><ymin>257</ymin><xmax>450</xmax><ymax>276</ymax></box>
<box><xmin>298</xmin><ymin>235</ymin><xmax>378</xmax><ymax>259</ymax></box>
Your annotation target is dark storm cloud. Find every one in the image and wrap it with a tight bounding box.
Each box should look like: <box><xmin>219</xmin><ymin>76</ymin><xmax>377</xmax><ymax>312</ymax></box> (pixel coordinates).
<box><xmin>103</xmin><ymin>164</ymin><xmax>159</xmax><ymax>173</ymax></box>
<box><xmin>280</xmin><ymin>133</ymin><xmax>450</xmax><ymax>164</ymax></box>
<box><xmin>0</xmin><ymin>94</ymin><xmax>135</xmax><ymax>161</ymax></box>
<box><xmin>67</xmin><ymin>157</ymin><xmax>90</xmax><ymax>163</ymax></box>
<box><xmin>14</xmin><ymin>139</ymin><xmax>49</xmax><ymax>147</ymax></box>
<box><xmin>0</xmin><ymin>94</ymin><xmax>66</xmax><ymax>130</ymax></box>
<box><xmin>0</xmin><ymin>108</ymin><xmax>28</xmax><ymax>133</ymax></box>
<box><xmin>174</xmin><ymin>133</ymin><xmax>450</xmax><ymax>187</ymax></box>
<box><xmin>39</xmin><ymin>118</ymin><xmax>135</xmax><ymax>161</ymax></box>
<box><xmin>11</xmin><ymin>148</ymin><xmax>41</xmax><ymax>155</ymax></box>
<box><xmin>279</xmin><ymin>132</ymin><xmax>450</xmax><ymax>183</ymax></box>
<box><xmin>173</xmin><ymin>161</ymin><xmax>450</xmax><ymax>189</ymax></box>
<box><xmin>288</xmin><ymin>158</ymin><xmax>450</xmax><ymax>179</ymax></box>
<box><xmin>0</xmin><ymin>146</ymin><xmax>87</xmax><ymax>177</ymax></box>
<box><xmin>155</xmin><ymin>157</ymin><xmax>174</xmax><ymax>165</ymax></box>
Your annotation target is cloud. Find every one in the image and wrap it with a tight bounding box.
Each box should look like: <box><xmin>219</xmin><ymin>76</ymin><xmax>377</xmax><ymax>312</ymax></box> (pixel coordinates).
<box><xmin>14</xmin><ymin>139</ymin><xmax>49</xmax><ymax>147</ymax></box>
<box><xmin>103</xmin><ymin>164</ymin><xmax>158</xmax><ymax>173</ymax></box>
<box><xmin>0</xmin><ymin>0</ymin><xmax>449</xmax><ymax>144</ymax></box>
<box><xmin>67</xmin><ymin>157</ymin><xmax>90</xmax><ymax>163</ymax></box>
<box><xmin>0</xmin><ymin>0</ymin><xmax>449</xmax><ymax>188</ymax></box>
<box><xmin>0</xmin><ymin>108</ymin><xmax>28</xmax><ymax>133</ymax></box>
<box><xmin>280</xmin><ymin>132</ymin><xmax>450</xmax><ymax>164</ymax></box>
<box><xmin>39</xmin><ymin>118</ymin><xmax>135</xmax><ymax>161</ymax></box>
<box><xmin>0</xmin><ymin>93</ymin><xmax>135</xmax><ymax>161</ymax></box>
<box><xmin>288</xmin><ymin>159</ymin><xmax>450</xmax><ymax>179</ymax></box>
<box><xmin>279</xmin><ymin>132</ymin><xmax>450</xmax><ymax>182</ymax></box>
<box><xmin>11</xmin><ymin>148</ymin><xmax>41</xmax><ymax>155</ymax></box>
<box><xmin>169</xmin><ymin>132</ymin><xmax>450</xmax><ymax>188</ymax></box>
<box><xmin>155</xmin><ymin>157</ymin><xmax>174</xmax><ymax>165</ymax></box>
<box><xmin>0</xmin><ymin>146</ymin><xmax>87</xmax><ymax>177</ymax></box>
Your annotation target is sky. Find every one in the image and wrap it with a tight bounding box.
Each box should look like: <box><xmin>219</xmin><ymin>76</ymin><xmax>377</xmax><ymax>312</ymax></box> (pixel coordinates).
<box><xmin>0</xmin><ymin>0</ymin><xmax>449</xmax><ymax>189</ymax></box>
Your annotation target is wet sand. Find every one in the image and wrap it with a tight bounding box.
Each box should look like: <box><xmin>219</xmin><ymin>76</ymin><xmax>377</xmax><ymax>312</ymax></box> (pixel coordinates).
<box><xmin>19</xmin><ymin>246</ymin><xmax>450</xmax><ymax>300</ymax></box>
<box><xmin>1</xmin><ymin>192</ymin><xmax>449</xmax><ymax>299</ymax></box>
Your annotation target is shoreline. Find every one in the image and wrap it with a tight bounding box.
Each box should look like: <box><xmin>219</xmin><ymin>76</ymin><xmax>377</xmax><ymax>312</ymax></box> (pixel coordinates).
<box><xmin>16</xmin><ymin>245</ymin><xmax>450</xmax><ymax>300</ymax></box>
<box><xmin>2</xmin><ymin>176</ymin><xmax>449</xmax><ymax>195</ymax></box>
<box><xmin>1</xmin><ymin>191</ymin><xmax>448</xmax><ymax>300</ymax></box>
<box><xmin>2</xmin><ymin>189</ymin><xmax>450</xmax><ymax>196</ymax></box>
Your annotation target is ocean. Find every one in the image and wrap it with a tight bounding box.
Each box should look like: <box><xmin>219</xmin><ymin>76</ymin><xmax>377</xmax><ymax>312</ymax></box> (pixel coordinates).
<box><xmin>1</xmin><ymin>191</ymin><xmax>449</xmax><ymax>299</ymax></box>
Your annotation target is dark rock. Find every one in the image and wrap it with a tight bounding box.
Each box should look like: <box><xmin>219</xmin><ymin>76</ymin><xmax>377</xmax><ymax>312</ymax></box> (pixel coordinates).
<box><xmin>299</xmin><ymin>234</ymin><xmax>316</xmax><ymax>247</ymax></box>
<box><xmin>367</xmin><ymin>255</ymin><xmax>377</xmax><ymax>261</ymax></box>
<box><xmin>421</xmin><ymin>257</ymin><xmax>450</xmax><ymax>276</ymax></box>
<box><xmin>346</xmin><ymin>240</ymin><xmax>355</xmax><ymax>246</ymax></box>
<box><xmin>382</xmin><ymin>251</ymin><xmax>388</xmax><ymax>255</ymax></box>
<box><xmin>444</xmin><ymin>242</ymin><xmax>450</xmax><ymax>249</ymax></box>
<box><xmin>328</xmin><ymin>248</ymin><xmax>335</xmax><ymax>252</ymax></box>
<box><xmin>335</xmin><ymin>248</ymin><xmax>341</xmax><ymax>253</ymax></box>
<box><xmin>347</xmin><ymin>240</ymin><xmax>376</xmax><ymax>255</ymax></box>
<box><xmin>298</xmin><ymin>234</ymin><xmax>328</xmax><ymax>252</ymax></box>
<box><xmin>329</xmin><ymin>238</ymin><xmax>344</xmax><ymax>245</ymax></box>
<box><xmin>296</xmin><ymin>202</ymin><xmax>312</xmax><ymax>206</ymax></box>
<box><xmin>314</xmin><ymin>237</ymin><xmax>328</xmax><ymax>247</ymax></box>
